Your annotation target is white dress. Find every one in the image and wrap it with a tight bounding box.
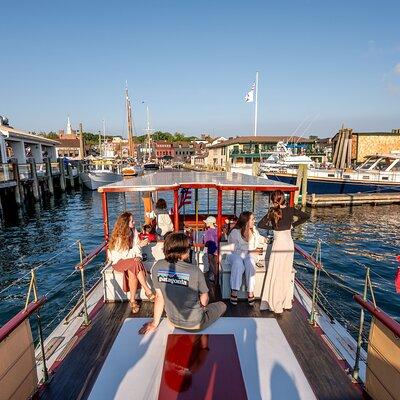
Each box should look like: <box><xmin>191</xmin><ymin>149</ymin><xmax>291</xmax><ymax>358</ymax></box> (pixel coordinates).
<box><xmin>227</xmin><ymin>228</ymin><xmax>262</xmax><ymax>292</ymax></box>
<box><xmin>107</xmin><ymin>229</ymin><xmax>142</xmax><ymax>265</ymax></box>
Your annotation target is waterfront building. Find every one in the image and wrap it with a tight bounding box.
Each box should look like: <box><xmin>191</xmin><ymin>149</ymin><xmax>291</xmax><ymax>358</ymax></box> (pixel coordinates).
<box><xmin>332</xmin><ymin>128</ymin><xmax>400</xmax><ymax>164</ymax></box>
<box><xmin>0</xmin><ymin>117</ymin><xmax>58</xmax><ymax>166</ymax></box>
<box><xmin>173</xmin><ymin>141</ymin><xmax>195</xmax><ymax>162</ymax></box>
<box><xmin>154</xmin><ymin>140</ymin><xmax>175</xmax><ymax>160</ymax></box>
<box><xmin>56</xmin><ymin>117</ymin><xmax>87</xmax><ymax>159</ymax></box>
<box><xmin>205</xmin><ymin>135</ymin><xmax>314</xmax><ymax>168</ymax></box>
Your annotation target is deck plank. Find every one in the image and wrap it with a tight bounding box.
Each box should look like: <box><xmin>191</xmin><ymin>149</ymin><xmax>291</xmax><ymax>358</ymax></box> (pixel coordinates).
<box><xmin>40</xmin><ymin>301</ymin><xmax>153</xmax><ymax>400</ymax></box>
<box><xmin>277</xmin><ymin>301</ymin><xmax>362</xmax><ymax>400</ymax></box>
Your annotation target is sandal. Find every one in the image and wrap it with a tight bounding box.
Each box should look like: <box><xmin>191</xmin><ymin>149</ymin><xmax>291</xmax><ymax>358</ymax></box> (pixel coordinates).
<box><xmin>248</xmin><ymin>295</ymin><xmax>255</xmax><ymax>307</ymax></box>
<box><xmin>230</xmin><ymin>292</ymin><xmax>238</xmax><ymax>306</ymax></box>
<box><xmin>130</xmin><ymin>301</ymin><xmax>140</xmax><ymax>314</ymax></box>
<box><xmin>145</xmin><ymin>291</ymin><xmax>156</xmax><ymax>302</ymax></box>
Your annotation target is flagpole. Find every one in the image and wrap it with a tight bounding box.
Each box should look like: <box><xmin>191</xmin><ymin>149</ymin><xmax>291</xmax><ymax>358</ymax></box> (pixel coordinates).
<box><xmin>254</xmin><ymin>71</ymin><xmax>259</xmax><ymax>137</ymax></box>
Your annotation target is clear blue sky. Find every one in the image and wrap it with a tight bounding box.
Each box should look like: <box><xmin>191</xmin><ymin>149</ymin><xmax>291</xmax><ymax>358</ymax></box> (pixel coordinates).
<box><xmin>1</xmin><ymin>0</ymin><xmax>399</xmax><ymax>138</ymax></box>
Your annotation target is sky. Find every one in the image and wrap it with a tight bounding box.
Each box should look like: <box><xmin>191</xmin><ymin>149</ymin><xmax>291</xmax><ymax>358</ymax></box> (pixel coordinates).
<box><xmin>1</xmin><ymin>0</ymin><xmax>399</xmax><ymax>139</ymax></box>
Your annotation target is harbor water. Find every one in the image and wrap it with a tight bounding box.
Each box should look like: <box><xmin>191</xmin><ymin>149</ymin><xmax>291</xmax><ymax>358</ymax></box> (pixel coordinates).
<box><xmin>0</xmin><ymin>186</ymin><xmax>399</xmax><ymax>338</ymax></box>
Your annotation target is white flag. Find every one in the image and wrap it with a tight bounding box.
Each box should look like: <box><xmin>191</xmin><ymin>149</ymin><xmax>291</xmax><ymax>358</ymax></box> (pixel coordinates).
<box><xmin>245</xmin><ymin>83</ymin><xmax>255</xmax><ymax>102</ymax></box>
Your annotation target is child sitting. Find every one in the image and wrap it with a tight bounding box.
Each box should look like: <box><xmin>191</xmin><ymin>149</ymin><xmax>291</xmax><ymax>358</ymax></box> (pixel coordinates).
<box><xmin>139</xmin><ymin>224</ymin><xmax>158</xmax><ymax>242</ymax></box>
<box><xmin>203</xmin><ymin>216</ymin><xmax>218</xmax><ymax>282</ymax></box>
<box><xmin>148</xmin><ymin>198</ymin><xmax>174</xmax><ymax>238</ymax></box>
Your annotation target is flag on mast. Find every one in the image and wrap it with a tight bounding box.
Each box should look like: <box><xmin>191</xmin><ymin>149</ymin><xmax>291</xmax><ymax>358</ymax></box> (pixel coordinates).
<box><xmin>245</xmin><ymin>83</ymin><xmax>255</xmax><ymax>103</ymax></box>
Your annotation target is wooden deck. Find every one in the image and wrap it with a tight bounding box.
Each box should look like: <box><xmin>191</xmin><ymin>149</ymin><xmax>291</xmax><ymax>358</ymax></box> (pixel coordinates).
<box><xmin>40</xmin><ymin>297</ymin><xmax>362</xmax><ymax>400</ymax></box>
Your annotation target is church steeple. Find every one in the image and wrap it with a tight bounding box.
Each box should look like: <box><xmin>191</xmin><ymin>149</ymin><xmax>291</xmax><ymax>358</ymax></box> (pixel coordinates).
<box><xmin>67</xmin><ymin>116</ymin><xmax>73</xmax><ymax>135</ymax></box>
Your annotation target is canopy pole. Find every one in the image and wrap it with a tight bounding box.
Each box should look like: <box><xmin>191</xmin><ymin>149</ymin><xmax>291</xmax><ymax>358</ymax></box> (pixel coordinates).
<box><xmin>217</xmin><ymin>189</ymin><xmax>223</xmax><ymax>288</ymax></box>
<box><xmin>173</xmin><ymin>189</ymin><xmax>179</xmax><ymax>231</ymax></box>
<box><xmin>233</xmin><ymin>190</ymin><xmax>237</xmax><ymax>216</ymax></box>
<box><xmin>207</xmin><ymin>188</ymin><xmax>210</xmax><ymax>214</ymax></box>
<box><xmin>289</xmin><ymin>191</ymin><xmax>295</xmax><ymax>207</ymax></box>
<box><xmin>241</xmin><ymin>191</ymin><xmax>244</xmax><ymax>212</ymax></box>
<box><xmin>101</xmin><ymin>192</ymin><xmax>109</xmax><ymax>241</ymax></box>
<box><xmin>195</xmin><ymin>188</ymin><xmax>199</xmax><ymax>242</ymax></box>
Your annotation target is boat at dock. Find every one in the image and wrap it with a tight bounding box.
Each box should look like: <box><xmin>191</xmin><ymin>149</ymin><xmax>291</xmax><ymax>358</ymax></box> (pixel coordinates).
<box><xmin>0</xmin><ymin>171</ymin><xmax>398</xmax><ymax>400</ymax></box>
<box><xmin>79</xmin><ymin>159</ymin><xmax>122</xmax><ymax>190</ymax></box>
<box><xmin>259</xmin><ymin>142</ymin><xmax>400</xmax><ymax>194</ymax></box>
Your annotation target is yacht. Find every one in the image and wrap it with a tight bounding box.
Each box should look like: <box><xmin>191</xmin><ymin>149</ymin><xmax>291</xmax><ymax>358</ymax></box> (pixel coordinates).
<box><xmin>79</xmin><ymin>159</ymin><xmax>123</xmax><ymax>190</ymax></box>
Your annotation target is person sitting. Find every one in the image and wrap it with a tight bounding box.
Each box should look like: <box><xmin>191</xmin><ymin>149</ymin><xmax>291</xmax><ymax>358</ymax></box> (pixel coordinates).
<box><xmin>139</xmin><ymin>233</ymin><xmax>227</xmax><ymax>334</ymax></box>
<box><xmin>202</xmin><ymin>216</ymin><xmax>218</xmax><ymax>282</ymax></box>
<box><xmin>108</xmin><ymin>212</ymin><xmax>155</xmax><ymax>314</ymax></box>
<box><xmin>148</xmin><ymin>198</ymin><xmax>174</xmax><ymax>238</ymax></box>
<box><xmin>227</xmin><ymin>211</ymin><xmax>264</xmax><ymax>306</ymax></box>
<box><xmin>139</xmin><ymin>224</ymin><xmax>158</xmax><ymax>242</ymax></box>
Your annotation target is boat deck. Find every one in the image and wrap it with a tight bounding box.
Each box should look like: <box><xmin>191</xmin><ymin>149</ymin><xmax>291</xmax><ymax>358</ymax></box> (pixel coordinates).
<box><xmin>40</xmin><ymin>298</ymin><xmax>362</xmax><ymax>400</ymax></box>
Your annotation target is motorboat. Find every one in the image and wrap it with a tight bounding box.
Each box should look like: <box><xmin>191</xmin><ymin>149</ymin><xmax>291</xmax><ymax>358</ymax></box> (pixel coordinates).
<box><xmin>79</xmin><ymin>159</ymin><xmax>123</xmax><ymax>190</ymax></box>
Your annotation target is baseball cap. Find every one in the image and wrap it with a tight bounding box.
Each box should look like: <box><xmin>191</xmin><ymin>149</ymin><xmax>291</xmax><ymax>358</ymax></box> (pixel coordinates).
<box><xmin>204</xmin><ymin>216</ymin><xmax>217</xmax><ymax>226</ymax></box>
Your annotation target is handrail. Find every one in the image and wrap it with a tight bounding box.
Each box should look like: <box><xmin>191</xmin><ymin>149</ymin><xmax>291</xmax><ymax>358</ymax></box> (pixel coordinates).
<box><xmin>75</xmin><ymin>242</ymin><xmax>107</xmax><ymax>270</ymax></box>
<box><xmin>353</xmin><ymin>294</ymin><xmax>400</xmax><ymax>338</ymax></box>
<box><xmin>294</xmin><ymin>243</ymin><xmax>322</xmax><ymax>270</ymax></box>
<box><xmin>0</xmin><ymin>297</ymin><xmax>46</xmax><ymax>342</ymax></box>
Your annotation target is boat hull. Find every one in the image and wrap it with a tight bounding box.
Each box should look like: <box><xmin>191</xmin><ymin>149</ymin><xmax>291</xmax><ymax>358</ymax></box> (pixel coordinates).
<box><xmin>265</xmin><ymin>173</ymin><xmax>400</xmax><ymax>194</ymax></box>
<box><xmin>79</xmin><ymin>171</ymin><xmax>123</xmax><ymax>190</ymax></box>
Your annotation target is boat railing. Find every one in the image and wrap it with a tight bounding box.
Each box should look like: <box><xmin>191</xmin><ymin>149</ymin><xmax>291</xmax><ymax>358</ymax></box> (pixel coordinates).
<box><xmin>294</xmin><ymin>242</ymin><xmax>399</xmax><ymax>399</ymax></box>
<box><xmin>0</xmin><ymin>241</ymin><xmax>108</xmax><ymax>397</ymax></box>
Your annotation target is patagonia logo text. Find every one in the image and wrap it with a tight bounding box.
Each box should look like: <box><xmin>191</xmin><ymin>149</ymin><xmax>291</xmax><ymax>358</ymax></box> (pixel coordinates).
<box><xmin>157</xmin><ymin>271</ymin><xmax>190</xmax><ymax>286</ymax></box>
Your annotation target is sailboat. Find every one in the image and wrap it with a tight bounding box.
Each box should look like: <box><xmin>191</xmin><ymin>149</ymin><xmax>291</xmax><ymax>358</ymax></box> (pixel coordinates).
<box><xmin>79</xmin><ymin>120</ymin><xmax>123</xmax><ymax>190</ymax></box>
<box><xmin>142</xmin><ymin>104</ymin><xmax>159</xmax><ymax>170</ymax></box>
<box><xmin>122</xmin><ymin>87</ymin><xmax>143</xmax><ymax>176</ymax></box>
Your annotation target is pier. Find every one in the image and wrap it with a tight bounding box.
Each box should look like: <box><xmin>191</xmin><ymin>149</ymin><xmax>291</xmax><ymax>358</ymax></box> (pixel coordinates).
<box><xmin>307</xmin><ymin>192</ymin><xmax>400</xmax><ymax>207</ymax></box>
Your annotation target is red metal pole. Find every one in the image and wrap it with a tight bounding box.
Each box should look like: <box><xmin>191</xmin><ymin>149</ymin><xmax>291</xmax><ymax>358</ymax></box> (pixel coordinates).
<box><xmin>101</xmin><ymin>192</ymin><xmax>109</xmax><ymax>241</ymax></box>
<box><xmin>216</xmin><ymin>189</ymin><xmax>223</xmax><ymax>288</ymax></box>
<box><xmin>289</xmin><ymin>191</ymin><xmax>295</xmax><ymax>207</ymax></box>
<box><xmin>173</xmin><ymin>189</ymin><xmax>179</xmax><ymax>231</ymax></box>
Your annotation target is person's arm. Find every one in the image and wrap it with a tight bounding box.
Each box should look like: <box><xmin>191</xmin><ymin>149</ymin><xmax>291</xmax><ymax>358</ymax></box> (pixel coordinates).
<box><xmin>138</xmin><ymin>288</ymin><xmax>165</xmax><ymax>334</ymax></box>
<box><xmin>257</xmin><ymin>214</ymin><xmax>271</xmax><ymax>230</ymax></box>
<box><xmin>198</xmin><ymin>267</ymin><xmax>209</xmax><ymax>307</ymax></box>
<box><xmin>292</xmin><ymin>208</ymin><xmax>310</xmax><ymax>227</ymax></box>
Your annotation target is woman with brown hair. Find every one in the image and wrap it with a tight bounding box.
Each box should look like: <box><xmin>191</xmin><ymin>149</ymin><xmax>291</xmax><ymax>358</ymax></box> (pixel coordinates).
<box><xmin>228</xmin><ymin>211</ymin><xmax>264</xmax><ymax>306</ymax></box>
<box><xmin>258</xmin><ymin>190</ymin><xmax>309</xmax><ymax>314</ymax></box>
<box><xmin>108</xmin><ymin>212</ymin><xmax>155</xmax><ymax>313</ymax></box>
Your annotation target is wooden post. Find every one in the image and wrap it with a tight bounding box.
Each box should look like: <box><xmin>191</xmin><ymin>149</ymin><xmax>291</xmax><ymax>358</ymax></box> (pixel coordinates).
<box><xmin>294</xmin><ymin>165</ymin><xmax>304</xmax><ymax>205</ymax></box>
<box><xmin>173</xmin><ymin>189</ymin><xmax>179</xmax><ymax>231</ymax></box>
<box><xmin>142</xmin><ymin>192</ymin><xmax>153</xmax><ymax>225</ymax></box>
<box><xmin>195</xmin><ymin>188</ymin><xmax>199</xmax><ymax>242</ymax></box>
<box><xmin>28</xmin><ymin>158</ymin><xmax>40</xmax><ymax>201</ymax></box>
<box><xmin>79</xmin><ymin>123</ymin><xmax>85</xmax><ymax>160</ymax></box>
<box><xmin>44</xmin><ymin>157</ymin><xmax>54</xmax><ymax>195</ymax></box>
<box><xmin>301</xmin><ymin>164</ymin><xmax>308</xmax><ymax>207</ymax></box>
<box><xmin>58</xmin><ymin>158</ymin><xmax>66</xmax><ymax>191</ymax></box>
<box><xmin>67</xmin><ymin>162</ymin><xmax>75</xmax><ymax>189</ymax></box>
<box><xmin>11</xmin><ymin>159</ymin><xmax>23</xmax><ymax>206</ymax></box>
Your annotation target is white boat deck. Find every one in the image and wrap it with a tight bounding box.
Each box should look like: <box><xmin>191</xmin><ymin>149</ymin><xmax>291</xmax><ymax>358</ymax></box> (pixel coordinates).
<box><xmin>88</xmin><ymin>317</ymin><xmax>316</xmax><ymax>400</ymax></box>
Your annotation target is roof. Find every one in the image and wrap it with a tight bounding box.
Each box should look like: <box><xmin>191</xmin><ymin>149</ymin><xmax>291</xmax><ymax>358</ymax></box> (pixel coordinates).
<box><xmin>0</xmin><ymin>125</ymin><xmax>59</xmax><ymax>145</ymax></box>
<box><xmin>208</xmin><ymin>136</ymin><xmax>314</xmax><ymax>149</ymax></box>
<box><xmin>332</xmin><ymin>130</ymin><xmax>400</xmax><ymax>141</ymax></box>
<box><xmin>57</xmin><ymin>138</ymin><xmax>80</xmax><ymax>148</ymax></box>
<box><xmin>98</xmin><ymin>171</ymin><xmax>297</xmax><ymax>193</ymax></box>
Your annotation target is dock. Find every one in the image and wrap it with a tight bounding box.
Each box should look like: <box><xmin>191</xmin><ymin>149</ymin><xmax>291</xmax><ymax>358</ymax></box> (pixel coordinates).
<box><xmin>307</xmin><ymin>192</ymin><xmax>400</xmax><ymax>207</ymax></box>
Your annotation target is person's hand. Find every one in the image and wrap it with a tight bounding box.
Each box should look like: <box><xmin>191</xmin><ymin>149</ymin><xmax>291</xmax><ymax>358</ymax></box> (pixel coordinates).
<box><xmin>138</xmin><ymin>321</ymin><xmax>158</xmax><ymax>335</ymax></box>
<box><xmin>138</xmin><ymin>238</ymin><xmax>149</xmax><ymax>247</ymax></box>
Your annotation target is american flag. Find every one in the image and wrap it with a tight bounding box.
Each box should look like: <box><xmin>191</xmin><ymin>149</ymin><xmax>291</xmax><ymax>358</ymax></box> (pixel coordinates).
<box><xmin>178</xmin><ymin>188</ymin><xmax>192</xmax><ymax>210</ymax></box>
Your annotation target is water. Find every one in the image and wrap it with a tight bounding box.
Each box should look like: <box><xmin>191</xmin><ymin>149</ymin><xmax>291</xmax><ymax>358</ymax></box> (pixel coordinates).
<box><xmin>0</xmin><ymin>187</ymin><xmax>399</xmax><ymax>339</ymax></box>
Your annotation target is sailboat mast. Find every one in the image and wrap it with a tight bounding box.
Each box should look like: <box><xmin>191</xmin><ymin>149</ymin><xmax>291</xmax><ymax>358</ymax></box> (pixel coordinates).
<box><xmin>125</xmin><ymin>86</ymin><xmax>135</xmax><ymax>158</ymax></box>
<box><xmin>146</xmin><ymin>105</ymin><xmax>151</xmax><ymax>161</ymax></box>
<box><xmin>102</xmin><ymin>119</ymin><xmax>106</xmax><ymax>157</ymax></box>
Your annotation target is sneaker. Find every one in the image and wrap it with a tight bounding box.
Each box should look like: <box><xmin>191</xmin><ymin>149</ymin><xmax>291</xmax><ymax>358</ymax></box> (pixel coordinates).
<box><xmin>259</xmin><ymin>301</ymin><xmax>270</xmax><ymax>311</ymax></box>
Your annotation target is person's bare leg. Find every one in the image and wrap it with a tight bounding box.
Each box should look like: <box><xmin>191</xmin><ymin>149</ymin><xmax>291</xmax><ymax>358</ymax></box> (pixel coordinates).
<box><xmin>136</xmin><ymin>270</ymin><xmax>153</xmax><ymax>297</ymax></box>
<box><xmin>127</xmin><ymin>270</ymin><xmax>139</xmax><ymax>311</ymax></box>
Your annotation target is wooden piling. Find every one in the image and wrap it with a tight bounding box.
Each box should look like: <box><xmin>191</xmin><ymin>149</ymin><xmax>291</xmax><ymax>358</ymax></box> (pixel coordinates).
<box><xmin>67</xmin><ymin>163</ymin><xmax>75</xmax><ymax>189</ymax></box>
<box><xmin>28</xmin><ymin>158</ymin><xmax>40</xmax><ymax>201</ymax></box>
<box><xmin>58</xmin><ymin>158</ymin><xmax>66</xmax><ymax>191</ymax></box>
<box><xmin>11</xmin><ymin>160</ymin><xmax>24</xmax><ymax>206</ymax></box>
<box><xmin>301</xmin><ymin>164</ymin><xmax>308</xmax><ymax>207</ymax></box>
<box><xmin>45</xmin><ymin>157</ymin><xmax>54</xmax><ymax>195</ymax></box>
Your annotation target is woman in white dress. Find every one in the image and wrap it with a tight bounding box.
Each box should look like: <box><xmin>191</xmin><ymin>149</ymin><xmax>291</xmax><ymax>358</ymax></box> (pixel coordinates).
<box><xmin>228</xmin><ymin>211</ymin><xmax>264</xmax><ymax>306</ymax></box>
<box><xmin>258</xmin><ymin>190</ymin><xmax>309</xmax><ymax>315</ymax></box>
